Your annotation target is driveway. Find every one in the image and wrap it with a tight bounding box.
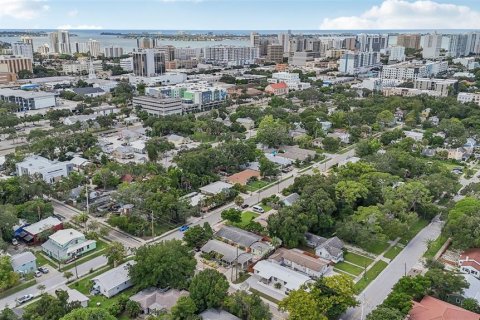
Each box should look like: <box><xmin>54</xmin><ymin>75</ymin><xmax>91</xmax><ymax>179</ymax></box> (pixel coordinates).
<box><xmin>341</xmin><ymin>217</ymin><xmax>443</xmax><ymax>320</ymax></box>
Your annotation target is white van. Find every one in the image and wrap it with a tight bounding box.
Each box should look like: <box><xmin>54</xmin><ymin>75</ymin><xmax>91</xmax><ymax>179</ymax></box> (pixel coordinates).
<box><xmin>252</xmin><ymin>205</ymin><xmax>265</xmax><ymax>213</ymax></box>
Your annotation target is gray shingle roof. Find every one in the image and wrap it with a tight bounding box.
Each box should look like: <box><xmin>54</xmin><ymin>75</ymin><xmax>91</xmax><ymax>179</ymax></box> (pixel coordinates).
<box><xmin>10</xmin><ymin>251</ymin><xmax>36</xmax><ymax>269</ymax></box>
<box><xmin>215</xmin><ymin>226</ymin><xmax>262</xmax><ymax>248</ymax></box>
<box><xmin>201</xmin><ymin>239</ymin><xmax>252</xmax><ymax>264</ymax></box>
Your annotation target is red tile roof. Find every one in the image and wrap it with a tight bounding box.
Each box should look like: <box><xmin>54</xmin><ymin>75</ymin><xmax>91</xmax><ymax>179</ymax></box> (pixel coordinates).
<box><xmin>409</xmin><ymin>296</ymin><xmax>480</xmax><ymax>320</ymax></box>
<box><xmin>227</xmin><ymin>169</ymin><xmax>261</xmax><ymax>186</ymax></box>
<box><xmin>269</xmin><ymin>82</ymin><xmax>288</xmax><ymax>90</ymax></box>
<box><xmin>460</xmin><ymin>248</ymin><xmax>480</xmax><ymax>263</ymax></box>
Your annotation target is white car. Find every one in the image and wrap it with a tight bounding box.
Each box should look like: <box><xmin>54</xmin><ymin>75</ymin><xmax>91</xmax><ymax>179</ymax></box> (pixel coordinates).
<box><xmin>252</xmin><ymin>205</ymin><xmax>265</xmax><ymax>213</ymax></box>
<box><xmin>16</xmin><ymin>294</ymin><xmax>33</xmax><ymax>304</ymax></box>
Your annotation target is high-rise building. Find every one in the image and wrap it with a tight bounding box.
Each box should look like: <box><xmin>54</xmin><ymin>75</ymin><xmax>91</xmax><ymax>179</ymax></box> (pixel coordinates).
<box><xmin>203</xmin><ymin>46</ymin><xmax>259</xmax><ymax>66</ymax></box>
<box><xmin>447</xmin><ymin>34</ymin><xmax>469</xmax><ymax>58</ymax></box>
<box><xmin>266</xmin><ymin>44</ymin><xmax>284</xmax><ymax>63</ymax></box>
<box><xmin>120</xmin><ymin>57</ymin><xmax>134</xmax><ymax>72</ymax></box>
<box><xmin>37</xmin><ymin>44</ymin><xmax>50</xmax><ymax>56</ymax></box>
<box><xmin>174</xmin><ymin>47</ymin><xmax>202</xmax><ymax>60</ymax></box>
<box><xmin>49</xmin><ymin>32</ymin><xmax>59</xmax><ymax>53</ymax></box>
<box><xmin>132</xmin><ymin>49</ymin><xmax>165</xmax><ymax>77</ymax></box>
<box><xmin>12</xmin><ymin>42</ymin><xmax>34</xmax><ymax>60</ymax></box>
<box><xmin>397</xmin><ymin>34</ymin><xmax>421</xmax><ymax>50</ymax></box>
<box><xmin>338</xmin><ymin>51</ymin><xmax>380</xmax><ymax>74</ymax></box>
<box><xmin>250</xmin><ymin>32</ymin><xmax>260</xmax><ymax>47</ymax></box>
<box><xmin>0</xmin><ymin>56</ymin><xmax>33</xmax><ymax>74</ymax></box>
<box><xmin>278</xmin><ymin>33</ymin><xmax>290</xmax><ymax>53</ymax></box>
<box><xmin>357</xmin><ymin>34</ymin><xmax>388</xmax><ymax>52</ymax></box>
<box><xmin>466</xmin><ymin>32</ymin><xmax>480</xmax><ymax>55</ymax></box>
<box><xmin>422</xmin><ymin>33</ymin><xmax>442</xmax><ymax>59</ymax></box>
<box><xmin>104</xmin><ymin>46</ymin><xmax>124</xmax><ymax>58</ymax></box>
<box><xmin>389</xmin><ymin>46</ymin><xmax>406</xmax><ymax>62</ymax></box>
<box><xmin>157</xmin><ymin>45</ymin><xmax>175</xmax><ymax>61</ymax></box>
<box><xmin>58</xmin><ymin>30</ymin><xmax>71</xmax><ymax>54</ymax></box>
<box><xmin>137</xmin><ymin>37</ymin><xmax>154</xmax><ymax>49</ymax></box>
<box><xmin>21</xmin><ymin>36</ymin><xmax>33</xmax><ymax>45</ymax></box>
<box><xmin>87</xmin><ymin>39</ymin><xmax>101</xmax><ymax>57</ymax></box>
<box><xmin>73</xmin><ymin>42</ymin><xmax>88</xmax><ymax>54</ymax></box>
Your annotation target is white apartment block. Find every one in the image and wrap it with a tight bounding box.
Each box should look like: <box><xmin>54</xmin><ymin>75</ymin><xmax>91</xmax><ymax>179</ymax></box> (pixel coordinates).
<box><xmin>104</xmin><ymin>46</ymin><xmax>124</xmax><ymax>58</ymax></box>
<box><xmin>270</xmin><ymin>72</ymin><xmax>311</xmax><ymax>90</ymax></box>
<box><xmin>0</xmin><ymin>88</ymin><xmax>56</xmax><ymax>110</ymax></box>
<box><xmin>16</xmin><ymin>155</ymin><xmax>73</xmax><ymax>183</ymax></box>
<box><xmin>338</xmin><ymin>51</ymin><xmax>380</xmax><ymax>75</ymax></box>
<box><xmin>388</xmin><ymin>46</ymin><xmax>406</xmax><ymax>62</ymax></box>
<box><xmin>457</xmin><ymin>92</ymin><xmax>480</xmax><ymax>106</ymax></box>
<box><xmin>203</xmin><ymin>46</ymin><xmax>259</xmax><ymax>66</ymax></box>
<box><xmin>12</xmin><ymin>42</ymin><xmax>34</xmax><ymax>60</ymax></box>
<box><xmin>120</xmin><ymin>57</ymin><xmax>133</xmax><ymax>72</ymax></box>
<box><xmin>453</xmin><ymin>57</ymin><xmax>480</xmax><ymax>71</ymax></box>
<box><xmin>413</xmin><ymin>78</ymin><xmax>458</xmax><ymax>97</ymax></box>
<box><xmin>422</xmin><ymin>33</ymin><xmax>442</xmax><ymax>59</ymax></box>
<box><xmin>382</xmin><ymin>61</ymin><xmax>448</xmax><ymax>81</ymax></box>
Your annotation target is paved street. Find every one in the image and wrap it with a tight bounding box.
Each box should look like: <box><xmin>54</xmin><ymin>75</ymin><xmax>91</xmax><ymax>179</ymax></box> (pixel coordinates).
<box><xmin>0</xmin><ymin>255</ymin><xmax>107</xmax><ymax>310</ymax></box>
<box><xmin>341</xmin><ymin>217</ymin><xmax>443</xmax><ymax>320</ymax></box>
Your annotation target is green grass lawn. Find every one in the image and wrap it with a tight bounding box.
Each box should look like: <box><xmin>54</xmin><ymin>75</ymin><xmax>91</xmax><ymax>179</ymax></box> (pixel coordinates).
<box><xmin>363</xmin><ymin>241</ymin><xmax>390</xmax><ymax>255</ymax></box>
<box><xmin>354</xmin><ymin>261</ymin><xmax>388</xmax><ymax>294</ymax></box>
<box><xmin>35</xmin><ymin>251</ymin><xmax>57</xmax><ymax>268</ymax></box>
<box><xmin>233</xmin><ymin>211</ymin><xmax>259</xmax><ymax>228</ymax></box>
<box><xmin>383</xmin><ymin>245</ymin><xmax>403</xmax><ymax>260</ymax></box>
<box><xmin>190</xmin><ymin>132</ymin><xmax>216</xmax><ymax>143</ymax></box>
<box><xmin>424</xmin><ymin>234</ymin><xmax>449</xmax><ymax>259</ymax></box>
<box><xmin>343</xmin><ymin>251</ymin><xmax>374</xmax><ymax>267</ymax></box>
<box><xmin>249</xmin><ymin>288</ymin><xmax>280</xmax><ymax>304</ymax></box>
<box><xmin>334</xmin><ymin>262</ymin><xmax>364</xmax><ymax>276</ymax></box>
<box><xmin>259</xmin><ymin>204</ymin><xmax>272</xmax><ymax>212</ymax></box>
<box><xmin>246</xmin><ymin>180</ymin><xmax>271</xmax><ymax>192</ymax></box>
<box><xmin>400</xmin><ymin>219</ymin><xmax>429</xmax><ymax>245</ymax></box>
<box><xmin>332</xmin><ymin>269</ymin><xmax>356</xmax><ymax>280</ymax></box>
<box><xmin>68</xmin><ymin>266</ymin><xmax>112</xmax><ymax>294</ymax></box>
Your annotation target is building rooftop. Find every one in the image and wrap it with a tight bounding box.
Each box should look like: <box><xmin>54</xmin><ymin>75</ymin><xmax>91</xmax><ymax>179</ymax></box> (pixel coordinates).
<box><xmin>462</xmin><ymin>274</ymin><xmax>480</xmax><ymax>303</ymax></box>
<box><xmin>201</xmin><ymin>239</ymin><xmax>253</xmax><ymax>264</ymax></box>
<box><xmin>0</xmin><ymin>88</ymin><xmax>55</xmax><ymax>99</ymax></box>
<box><xmin>270</xmin><ymin>248</ymin><xmax>329</xmax><ymax>272</ymax></box>
<box><xmin>10</xmin><ymin>251</ymin><xmax>36</xmax><ymax>270</ymax></box>
<box><xmin>409</xmin><ymin>295</ymin><xmax>480</xmax><ymax>320</ymax></box>
<box><xmin>66</xmin><ymin>289</ymin><xmax>89</xmax><ymax>304</ymax></box>
<box><xmin>253</xmin><ymin>260</ymin><xmax>312</xmax><ymax>291</ymax></box>
<box><xmin>71</xmin><ymin>87</ymin><xmax>105</xmax><ymax>95</ymax></box>
<box><xmin>23</xmin><ymin>216</ymin><xmax>62</xmax><ymax>236</ymax></box>
<box><xmin>199</xmin><ymin>309</ymin><xmax>240</xmax><ymax>320</ymax></box>
<box><xmin>130</xmin><ymin>288</ymin><xmax>188</xmax><ymax>312</ymax></box>
<box><xmin>227</xmin><ymin>169</ymin><xmax>260</xmax><ymax>186</ymax></box>
<box><xmin>215</xmin><ymin>226</ymin><xmax>263</xmax><ymax>248</ymax></box>
<box><xmin>93</xmin><ymin>261</ymin><xmax>136</xmax><ymax>292</ymax></box>
<box><xmin>283</xmin><ymin>193</ymin><xmax>300</xmax><ymax>206</ymax></box>
<box><xmin>48</xmin><ymin>228</ymin><xmax>84</xmax><ymax>246</ymax></box>
<box><xmin>199</xmin><ymin>181</ymin><xmax>233</xmax><ymax>195</ymax></box>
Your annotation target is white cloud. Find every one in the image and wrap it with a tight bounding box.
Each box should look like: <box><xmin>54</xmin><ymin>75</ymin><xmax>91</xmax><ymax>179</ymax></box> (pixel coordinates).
<box><xmin>320</xmin><ymin>0</ymin><xmax>480</xmax><ymax>30</ymax></box>
<box><xmin>68</xmin><ymin>9</ymin><xmax>78</xmax><ymax>17</ymax></box>
<box><xmin>0</xmin><ymin>0</ymin><xmax>49</xmax><ymax>19</ymax></box>
<box><xmin>57</xmin><ymin>24</ymin><xmax>103</xmax><ymax>30</ymax></box>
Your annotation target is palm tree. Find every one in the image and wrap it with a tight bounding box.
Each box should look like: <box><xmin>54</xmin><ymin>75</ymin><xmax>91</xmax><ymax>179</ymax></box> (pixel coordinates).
<box><xmin>63</xmin><ymin>271</ymin><xmax>74</xmax><ymax>283</ymax></box>
<box><xmin>74</xmin><ymin>212</ymin><xmax>89</xmax><ymax>229</ymax></box>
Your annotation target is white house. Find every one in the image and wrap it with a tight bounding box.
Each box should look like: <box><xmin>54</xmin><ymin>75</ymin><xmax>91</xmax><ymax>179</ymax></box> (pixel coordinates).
<box><xmin>66</xmin><ymin>289</ymin><xmax>90</xmax><ymax>307</ymax></box>
<box><xmin>459</xmin><ymin>249</ymin><xmax>480</xmax><ymax>279</ymax></box>
<box><xmin>269</xmin><ymin>248</ymin><xmax>331</xmax><ymax>279</ymax></box>
<box><xmin>42</xmin><ymin>229</ymin><xmax>96</xmax><ymax>262</ymax></box>
<box><xmin>253</xmin><ymin>260</ymin><xmax>313</xmax><ymax>295</ymax></box>
<box><xmin>130</xmin><ymin>140</ymin><xmax>146</xmax><ymax>154</ymax></box>
<box><xmin>92</xmin><ymin>261</ymin><xmax>136</xmax><ymax>298</ymax></box>
<box><xmin>199</xmin><ymin>181</ymin><xmax>233</xmax><ymax>196</ymax></box>
<box><xmin>305</xmin><ymin>233</ymin><xmax>344</xmax><ymax>263</ymax></box>
<box><xmin>16</xmin><ymin>155</ymin><xmax>73</xmax><ymax>184</ymax></box>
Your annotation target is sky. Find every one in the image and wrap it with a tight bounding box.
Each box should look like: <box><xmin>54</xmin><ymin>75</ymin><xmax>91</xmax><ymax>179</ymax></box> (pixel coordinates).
<box><xmin>1</xmin><ymin>0</ymin><xmax>480</xmax><ymax>30</ymax></box>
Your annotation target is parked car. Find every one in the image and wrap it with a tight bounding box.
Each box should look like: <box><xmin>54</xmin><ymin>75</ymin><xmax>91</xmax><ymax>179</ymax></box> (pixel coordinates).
<box><xmin>179</xmin><ymin>225</ymin><xmax>190</xmax><ymax>232</ymax></box>
<box><xmin>16</xmin><ymin>294</ymin><xmax>33</xmax><ymax>305</ymax></box>
<box><xmin>34</xmin><ymin>271</ymin><xmax>42</xmax><ymax>278</ymax></box>
<box><xmin>38</xmin><ymin>267</ymin><xmax>49</xmax><ymax>274</ymax></box>
<box><xmin>12</xmin><ymin>239</ymin><xmax>18</xmax><ymax>246</ymax></box>
<box><xmin>252</xmin><ymin>205</ymin><xmax>265</xmax><ymax>213</ymax></box>
<box><xmin>241</xmin><ymin>204</ymin><xmax>249</xmax><ymax>209</ymax></box>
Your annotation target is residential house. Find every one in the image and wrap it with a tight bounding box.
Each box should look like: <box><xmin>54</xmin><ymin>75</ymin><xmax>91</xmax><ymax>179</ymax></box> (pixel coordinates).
<box><xmin>129</xmin><ymin>288</ymin><xmax>188</xmax><ymax>315</ymax></box>
<box><xmin>199</xmin><ymin>181</ymin><xmax>234</xmax><ymax>196</ymax></box>
<box><xmin>20</xmin><ymin>216</ymin><xmax>63</xmax><ymax>244</ymax></box>
<box><xmin>165</xmin><ymin>134</ymin><xmax>186</xmax><ymax>147</ymax></box>
<box><xmin>464</xmin><ymin>138</ymin><xmax>477</xmax><ymax>153</ymax></box>
<box><xmin>112</xmin><ymin>146</ymin><xmax>135</xmax><ymax>159</ymax></box>
<box><xmin>227</xmin><ymin>169</ymin><xmax>260</xmax><ymax>186</ymax></box>
<box><xmin>409</xmin><ymin>295</ymin><xmax>480</xmax><ymax>320</ymax></box>
<box><xmin>253</xmin><ymin>260</ymin><xmax>314</xmax><ymax>295</ymax></box>
<box><xmin>63</xmin><ymin>114</ymin><xmax>100</xmax><ymax>127</ymax></box>
<box><xmin>453</xmin><ymin>274</ymin><xmax>480</xmax><ymax>305</ymax></box>
<box><xmin>422</xmin><ymin>148</ymin><xmax>437</xmax><ymax>157</ymax></box>
<box><xmin>69</xmin><ymin>156</ymin><xmax>92</xmax><ymax>171</ymax></box>
<box><xmin>10</xmin><ymin>251</ymin><xmax>36</xmax><ymax>274</ymax></box>
<box><xmin>394</xmin><ymin>109</ymin><xmax>405</xmax><ymax>123</ymax></box>
<box><xmin>448</xmin><ymin>148</ymin><xmax>471</xmax><ymax>161</ymax></box>
<box><xmin>70</xmin><ymin>87</ymin><xmax>106</xmax><ymax>98</ymax></box>
<box><xmin>130</xmin><ymin>140</ymin><xmax>146</xmax><ymax>154</ymax></box>
<box><xmin>319</xmin><ymin>121</ymin><xmax>332</xmax><ymax>132</ymax></box>
<box><xmin>305</xmin><ymin>233</ymin><xmax>344</xmax><ymax>263</ymax></box>
<box><xmin>282</xmin><ymin>193</ymin><xmax>300</xmax><ymax>206</ymax></box>
<box><xmin>215</xmin><ymin>226</ymin><xmax>262</xmax><ymax>249</ymax></box>
<box><xmin>66</xmin><ymin>289</ymin><xmax>89</xmax><ymax>307</ymax></box>
<box><xmin>199</xmin><ymin>309</ymin><xmax>240</xmax><ymax>320</ymax></box>
<box><xmin>428</xmin><ymin>116</ymin><xmax>440</xmax><ymax>126</ymax></box>
<box><xmin>404</xmin><ymin>131</ymin><xmax>424</xmax><ymax>141</ymax></box>
<box><xmin>92</xmin><ymin>261</ymin><xmax>135</xmax><ymax>298</ymax></box>
<box><xmin>269</xmin><ymin>248</ymin><xmax>331</xmax><ymax>278</ymax></box>
<box><xmin>459</xmin><ymin>248</ymin><xmax>480</xmax><ymax>279</ymax></box>
<box><xmin>250</xmin><ymin>241</ymin><xmax>274</xmax><ymax>259</ymax></box>
<box><xmin>42</xmin><ymin>229</ymin><xmax>96</xmax><ymax>261</ymax></box>
<box><xmin>280</xmin><ymin>146</ymin><xmax>316</xmax><ymax>162</ymax></box>
<box><xmin>16</xmin><ymin>155</ymin><xmax>74</xmax><ymax>184</ymax></box>
<box><xmin>264</xmin><ymin>153</ymin><xmax>292</xmax><ymax>167</ymax></box>
<box><xmin>264</xmin><ymin>82</ymin><xmax>289</xmax><ymax>96</ymax></box>
<box><xmin>236</xmin><ymin>117</ymin><xmax>255</xmax><ymax>130</ymax></box>
<box><xmin>327</xmin><ymin>129</ymin><xmax>351</xmax><ymax>144</ymax></box>
<box><xmin>201</xmin><ymin>239</ymin><xmax>253</xmax><ymax>269</ymax></box>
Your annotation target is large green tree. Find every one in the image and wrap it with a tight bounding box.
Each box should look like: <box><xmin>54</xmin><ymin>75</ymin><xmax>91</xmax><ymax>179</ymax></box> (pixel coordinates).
<box><xmin>60</xmin><ymin>308</ymin><xmax>116</xmax><ymax>320</ymax></box>
<box><xmin>225</xmin><ymin>291</ymin><xmax>272</xmax><ymax>320</ymax></box>
<box><xmin>130</xmin><ymin>240</ymin><xmax>196</xmax><ymax>290</ymax></box>
<box><xmin>0</xmin><ymin>256</ymin><xmax>19</xmax><ymax>292</ymax></box>
<box><xmin>256</xmin><ymin>115</ymin><xmax>290</xmax><ymax>148</ymax></box>
<box><xmin>189</xmin><ymin>269</ymin><xmax>229</xmax><ymax>312</ymax></box>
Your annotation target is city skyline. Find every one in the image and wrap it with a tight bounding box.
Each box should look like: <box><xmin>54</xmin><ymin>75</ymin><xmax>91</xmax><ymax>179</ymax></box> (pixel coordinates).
<box><xmin>2</xmin><ymin>0</ymin><xmax>480</xmax><ymax>30</ymax></box>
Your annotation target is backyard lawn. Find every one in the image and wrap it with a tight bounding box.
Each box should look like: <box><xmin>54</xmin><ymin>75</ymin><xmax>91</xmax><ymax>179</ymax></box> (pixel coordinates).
<box><xmin>343</xmin><ymin>251</ymin><xmax>374</xmax><ymax>267</ymax></box>
<box><xmin>246</xmin><ymin>180</ymin><xmax>271</xmax><ymax>192</ymax></box>
<box><xmin>334</xmin><ymin>262</ymin><xmax>364</xmax><ymax>276</ymax></box>
<box><xmin>364</xmin><ymin>241</ymin><xmax>390</xmax><ymax>255</ymax></box>
<box><xmin>259</xmin><ymin>204</ymin><xmax>272</xmax><ymax>212</ymax></box>
<box><xmin>68</xmin><ymin>265</ymin><xmax>112</xmax><ymax>294</ymax></box>
<box><xmin>233</xmin><ymin>211</ymin><xmax>259</xmax><ymax>228</ymax></box>
<box><xmin>35</xmin><ymin>251</ymin><xmax>57</xmax><ymax>268</ymax></box>
<box><xmin>384</xmin><ymin>245</ymin><xmax>403</xmax><ymax>260</ymax></box>
<box><xmin>354</xmin><ymin>260</ymin><xmax>388</xmax><ymax>293</ymax></box>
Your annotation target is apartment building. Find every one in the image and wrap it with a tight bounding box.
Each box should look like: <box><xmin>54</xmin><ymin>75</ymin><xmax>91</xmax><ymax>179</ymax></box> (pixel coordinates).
<box><xmin>397</xmin><ymin>34</ymin><xmax>421</xmax><ymax>50</ymax></box>
<box><xmin>414</xmin><ymin>78</ymin><xmax>458</xmax><ymax>97</ymax></box>
<box><xmin>132</xmin><ymin>96</ymin><xmax>183</xmax><ymax>116</ymax></box>
<box><xmin>0</xmin><ymin>55</ymin><xmax>33</xmax><ymax>74</ymax></box>
<box><xmin>0</xmin><ymin>88</ymin><xmax>56</xmax><ymax>110</ymax></box>
<box><xmin>203</xmin><ymin>46</ymin><xmax>259</xmax><ymax>66</ymax></box>
<box><xmin>458</xmin><ymin>92</ymin><xmax>480</xmax><ymax>106</ymax></box>
<box><xmin>382</xmin><ymin>61</ymin><xmax>448</xmax><ymax>81</ymax></box>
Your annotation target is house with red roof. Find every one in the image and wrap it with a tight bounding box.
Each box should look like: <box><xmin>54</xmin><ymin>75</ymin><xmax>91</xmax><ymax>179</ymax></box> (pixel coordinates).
<box><xmin>264</xmin><ymin>82</ymin><xmax>289</xmax><ymax>96</ymax></box>
<box><xmin>409</xmin><ymin>296</ymin><xmax>480</xmax><ymax>320</ymax></box>
<box><xmin>459</xmin><ymin>248</ymin><xmax>480</xmax><ymax>279</ymax></box>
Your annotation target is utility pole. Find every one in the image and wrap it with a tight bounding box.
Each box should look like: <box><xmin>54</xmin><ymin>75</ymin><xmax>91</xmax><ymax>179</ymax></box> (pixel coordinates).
<box><xmin>151</xmin><ymin>211</ymin><xmax>155</xmax><ymax>237</ymax></box>
<box><xmin>85</xmin><ymin>178</ymin><xmax>89</xmax><ymax>214</ymax></box>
